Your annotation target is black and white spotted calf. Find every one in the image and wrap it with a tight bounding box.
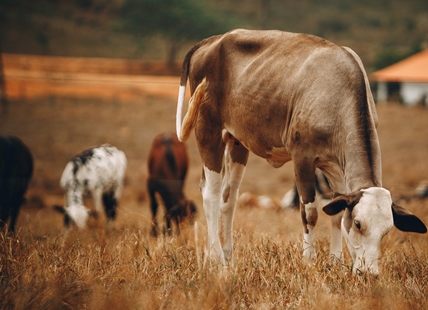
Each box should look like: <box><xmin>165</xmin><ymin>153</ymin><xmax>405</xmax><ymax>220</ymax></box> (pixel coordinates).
<box><xmin>0</xmin><ymin>136</ymin><xmax>33</xmax><ymax>232</ymax></box>
<box><xmin>55</xmin><ymin>144</ymin><xmax>127</xmax><ymax>229</ymax></box>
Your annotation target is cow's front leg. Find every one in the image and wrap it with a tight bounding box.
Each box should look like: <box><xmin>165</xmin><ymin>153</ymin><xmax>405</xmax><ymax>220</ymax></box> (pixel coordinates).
<box><xmin>201</xmin><ymin>166</ymin><xmax>225</xmax><ymax>265</ymax></box>
<box><xmin>301</xmin><ymin>200</ymin><xmax>318</xmax><ymax>260</ymax></box>
<box><xmin>294</xmin><ymin>158</ymin><xmax>318</xmax><ymax>261</ymax></box>
<box><xmin>325</xmin><ymin>178</ymin><xmax>345</xmax><ymax>262</ymax></box>
<box><xmin>330</xmin><ymin>213</ymin><xmax>343</xmax><ymax>261</ymax></box>
<box><xmin>147</xmin><ymin>179</ymin><xmax>160</xmax><ymax>236</ymax></box>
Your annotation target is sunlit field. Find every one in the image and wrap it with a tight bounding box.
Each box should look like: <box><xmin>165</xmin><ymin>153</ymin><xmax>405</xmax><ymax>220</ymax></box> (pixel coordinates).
<box><xmin>1</xmin><ymin>65</ymin><xmax>428</xmax><ymax>308</ymax></box>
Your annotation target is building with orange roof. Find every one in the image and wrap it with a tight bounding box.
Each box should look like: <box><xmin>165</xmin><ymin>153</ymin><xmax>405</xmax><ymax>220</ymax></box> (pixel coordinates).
<box><xmin>371</xmin><ymin>49</ymin><xmax>428</xmax><ymax>106</ymax></box>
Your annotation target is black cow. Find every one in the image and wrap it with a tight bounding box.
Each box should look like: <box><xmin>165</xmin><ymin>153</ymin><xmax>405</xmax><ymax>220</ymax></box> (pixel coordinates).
<box><xmin>0</xmin><ymin>136</ymin><xmax>33</xmax><ymax>232</ymax></box>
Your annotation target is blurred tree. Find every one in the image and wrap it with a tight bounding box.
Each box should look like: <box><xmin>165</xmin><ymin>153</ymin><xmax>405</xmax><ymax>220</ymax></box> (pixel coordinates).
<box><xmin>372</xmin><ymin>43</ymin><xmax>422</xmax><ymax>70</ymax></box>
<box><xmin>259</xmin><ymin>0</ymin><xmax>272</xmax><ymax>29</ymax></box>
<box><xmin>36</xmin><ymin>30</ymin><xmax>50</xmax><ymax>54</ymax></box>
<box><xmin>118</xmin><ymin>0</ymin><xmax>239</xmax><ymax>68</ymax></box>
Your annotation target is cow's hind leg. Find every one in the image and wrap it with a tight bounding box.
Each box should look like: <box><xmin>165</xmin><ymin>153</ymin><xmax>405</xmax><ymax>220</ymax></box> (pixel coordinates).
<box><xmin>103</xmin><ymin>191</ymin><xmax>117</xmax><ymax>221</ymax></box>
<box><xmin>201</xmin><ymin>165</ymin><xmax>225</xmax><ymax>264</ymax></box>
<box><xmin>200</xmin><ymin>162</ymin><xmax>226</xmax><ymax>265</ymax></box>
<box><xmin>221</xmin><ymin>138</ymin><xmax>248</xmax><ymax>265</ymax></box>
<box><xmin>294</xmin><ymin>159</ymin><xmax>318</xmax><ymax>261</ymax></box>
<box><xmin>196</xmin><ymin>123</ymin><xmax>226</xmax><ymax>265</ymax></box>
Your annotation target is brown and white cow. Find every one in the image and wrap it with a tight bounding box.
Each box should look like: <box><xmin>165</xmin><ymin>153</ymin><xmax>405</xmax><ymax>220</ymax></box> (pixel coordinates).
<box><xmin>176</xmin><ymin>29</ymin><xmax>427</xmax><ymax>275</ymax></box>
<box><xmin>0</xmin><ymin>136</ymin><xmax>33</xmax><ymax>232</ymax></box>
<box><xmin>147</xmin><ymin>132</ymin><xmax>196</xmax><ymax>236</ymax></box>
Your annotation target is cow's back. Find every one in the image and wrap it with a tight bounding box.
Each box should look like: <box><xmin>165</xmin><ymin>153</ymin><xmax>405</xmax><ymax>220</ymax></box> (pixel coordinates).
<box><xmin>91</xmin><ymin>145</ymin><xmax>126</xmax><ymax>181</ymax></box>
<box><xmin>187</xmin><ymin>29</ymin><xmax>372</xmax><ymax>171</ymax></box>
<box><xmin>0</xmin><ymin>136</ymin><xmax>33</xmax><ymax>194</ymax></box>
<box><xmin>61</xmin><ymin>144</ymin><xmax>126</xmax><ymax>191</ymax></box>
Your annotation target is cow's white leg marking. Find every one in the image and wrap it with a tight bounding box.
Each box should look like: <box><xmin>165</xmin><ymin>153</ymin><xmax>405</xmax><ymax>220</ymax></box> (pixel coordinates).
<box><xmin>330</xmin><ymin>212</ymin><xmax>343</xmax><ymax>261</ymax></box>
<box><xmin>201</xmin><ymin>166</ymin><xmax>225</xmax><ymax>264</ymax></box>
<box><xmin>221</xmin><ymin>160</ymin><xmax>246</xmax><ymax>265</ymax></box>
<box><xmin>302</xmin><ymin>200</ymin><xmax>318</xmax><ymax>260</ymax></box>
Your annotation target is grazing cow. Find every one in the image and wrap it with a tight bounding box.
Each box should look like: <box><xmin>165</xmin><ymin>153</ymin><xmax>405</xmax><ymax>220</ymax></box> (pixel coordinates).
<box><xmin>237</xmin><ymin>191</ymin><xmax>281</xmax><ymax>210</ymax></box>
<box><xmin>0</xmin><ymin>136</ymin><xmax>33</xmax><ymax>232</ymax></box>
<box><xmin>176</xmin><ymin>29</ymin><xmax>427</xmax><ymax>274</ymax></box>
<box><xmin>281</xmin><ymin>169</ymin><xmax>332</xmax><ymax>209</ymax></box>
<box><xmin>147</xmin><ymin>132</ymin><xmax>196</xmax><ymax>236</ymax></box>
<box><xmin>55</xmin><ymin>144</ymin><xmax>126</xmax><ymax>229</ymax></box>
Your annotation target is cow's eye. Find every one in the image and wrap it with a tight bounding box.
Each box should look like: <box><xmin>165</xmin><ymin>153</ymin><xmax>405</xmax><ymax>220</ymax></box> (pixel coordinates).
<box><xmin>354</xmin><ymin>219</ymin><xmax>361</xmax><ymax>231</ymax></box>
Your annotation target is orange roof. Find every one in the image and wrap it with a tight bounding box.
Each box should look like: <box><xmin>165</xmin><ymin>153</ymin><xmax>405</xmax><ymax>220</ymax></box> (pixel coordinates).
<box><xmin>371</xmin><ymin>49</ymin><xmax>428</xmax><ymax>82</ymax></box>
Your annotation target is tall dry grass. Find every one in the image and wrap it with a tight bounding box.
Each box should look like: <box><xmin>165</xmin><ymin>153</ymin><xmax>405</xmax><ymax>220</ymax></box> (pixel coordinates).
<box><xmin>1</xmin><ymin>204</ymin><xmax>428</xmax><ymax>310</ymax></box>
<box><xmin>0</xmin><ymin>96</ymin><xmax>428</xmax><ymax>309</ymax></box>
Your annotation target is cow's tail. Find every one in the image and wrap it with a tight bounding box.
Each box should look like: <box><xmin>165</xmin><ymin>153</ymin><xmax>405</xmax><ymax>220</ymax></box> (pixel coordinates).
<box><xmin>176</xmin><ymin>69</ymin><xmax>209</xmax><ymax>142</ymax></box>
<box><xmin>342</xmin><ymin>46</ymin><xmax>378</xmax><ymax>127</ymax></box>
<box><xmin>176</xmin><ymin>36</ymin><xmax>218</xmax><ymax>142</ymax></box>
<box><xmin>178</xmin><ymin>78</ymin><xmax>208</xmax><ymax>142</ymax></box>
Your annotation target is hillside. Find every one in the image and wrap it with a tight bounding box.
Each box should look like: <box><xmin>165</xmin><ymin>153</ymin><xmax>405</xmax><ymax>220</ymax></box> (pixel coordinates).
<box><xmin>1</xmin><ymin>0</ymin><xmax>428</xmax><ymax>71</ymax></box>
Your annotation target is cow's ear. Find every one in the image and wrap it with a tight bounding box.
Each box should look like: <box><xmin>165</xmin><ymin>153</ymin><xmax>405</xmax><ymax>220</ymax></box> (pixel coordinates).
<box><xmin>392</xmin><ymin>202</ymin><xmax>427</xmax><ymax>233</ymax></box>
<box><xmin>322</xmin><ymin>196</ymin><xmax>348</xmax><ymax>215</ymax></box>
<box><xmin>322</xmin><ymin>191</ymin><xmax>363</xmax><ymax>216</ymax></box>
<box><xmin>322</xmin><ymin>190</ymin><xmax>363</xmax><ymax>215</ymax></box>
<box><xmin>53</xmin><ymin>205</ymin><xmax>66</xmax><ymax>214</ymax></box>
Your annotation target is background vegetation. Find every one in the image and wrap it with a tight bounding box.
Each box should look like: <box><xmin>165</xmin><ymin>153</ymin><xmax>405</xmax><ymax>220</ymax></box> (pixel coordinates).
<box><xmin>1</xmin><ymin>0</ymin><xmax>428</xmax><ymax>71</ymax></box>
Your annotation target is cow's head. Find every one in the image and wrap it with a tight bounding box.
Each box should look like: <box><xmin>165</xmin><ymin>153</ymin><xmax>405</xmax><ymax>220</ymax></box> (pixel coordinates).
<box><xmin>323</xmin><ymin>187</ymin><xmax>427</xmax><ymax>275</ymax></box>
<box><xmin>54</xmin><ymin>204</ymin><xmax>96</xmax><ymax>229</ymax></box>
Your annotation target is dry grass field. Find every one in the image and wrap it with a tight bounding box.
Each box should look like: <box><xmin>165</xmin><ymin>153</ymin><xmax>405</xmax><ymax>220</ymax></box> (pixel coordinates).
<box><xmin>1</xmin><ymin>56</ymin><xmax>428</xmax><ymax>309</ymax></box>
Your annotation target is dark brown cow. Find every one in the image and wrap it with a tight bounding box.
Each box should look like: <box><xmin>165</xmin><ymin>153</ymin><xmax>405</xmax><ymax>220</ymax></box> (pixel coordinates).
<box><xmin>176</xmin><ymin>29</ymin><xmax>426</xmax><ymax>274</ymax></box>
<box><xmin>147</xmin><ymin>132</ymin><xmax>196</xmax><ymax>236</ymax></box>
<box><xmin>0</xmin><ymin>136</ymin><xmax>33</xmax><ymax>232</ymax></box>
